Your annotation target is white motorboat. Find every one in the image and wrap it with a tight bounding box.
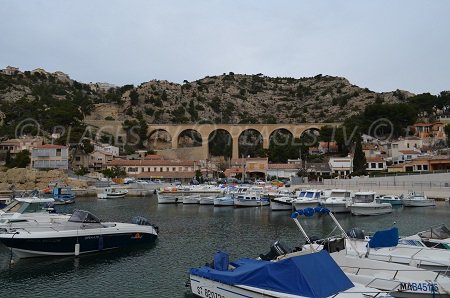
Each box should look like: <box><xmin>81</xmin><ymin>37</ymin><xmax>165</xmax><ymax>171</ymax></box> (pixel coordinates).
<box><xmin>402</xmin><ymin>191</ymin><xmax>436</xmax><ymax>207</ymax></box>
<box><xmin>199</xmin><ymin>195</ymin><xmax>215</xmax><ymax>205</ymax></box>
<box><xmin>234</xmin><ymin>193</ymin><xmax>269</xmax><ymax>207</ymax></box>
<box><xmin>182</xmin><ymin>195</ymin><xmax>201</xmax><ymax>204</ymax></box>
<box><xmin>156</xmin><ymin>191</ymin><xmax>183</xmax><ymax>204</ymax></box>
<box><xmin>349</xmin><ymin>192</ymin><xmax>392</xmax><ymax>216</ymax></box>
<box><xmin>0</xmin><ymin>210</ymin><xmax>158</xmax><ymax>258</ymax></box>
<box><xmin>321</xmin><ymin>189</ymin><xmax>352</xmax><ymax>213</ymax></box>
<box><xmin>189</xmin><ymin>250</ymin><xmax>392</xmax><ymax>298</ymax></box>
<box><xmin>292</xmin><ymin>189</ymin><xmax>322</xmax><ymax>210</ymax></box>
<box><xmin>376</xmin><ymin>195</ymin><xmax>403</xmax><ymax>206</ymax></box>
<box><xmin>270</xmin><ymin>196</ymin><xmax>293</xmax><ymax>211</ymax></box>
<box><xmin>401</xmin><ymin>224</ymin><xmax>450</xmax><ymax>250</ymax></box>
<box><xmin>287</xmin><ymin>208</ymin><xmax>450</xmax><ymax>297</ymax></box>
<box><xmin>0</xmin><ymin>196</ymin><xmax>70</xmax><ymax>226</ymax></box>
<box><xmin>97</xmin><ymin>187</ymin><xmax>128</xmax><ymax>199</ymax></box>
<box><xmin>213</xmin><ymin>195</ymin><xmax>234</xmax><ymax>206</ymax></box>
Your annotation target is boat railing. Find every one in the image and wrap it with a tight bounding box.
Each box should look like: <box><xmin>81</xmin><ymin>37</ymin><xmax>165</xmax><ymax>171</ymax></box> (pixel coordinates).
<box><xmin>341</xmin><ymin>265</ymin><xmax>444</xmax><ymax>281</ymax></box>
<box><xmin>347</xmin><ymin>238</ymin><xmax>450</xmax><ymax>274</ymax></box>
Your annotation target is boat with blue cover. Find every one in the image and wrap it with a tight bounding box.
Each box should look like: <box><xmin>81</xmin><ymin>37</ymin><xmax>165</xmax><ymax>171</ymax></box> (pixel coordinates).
<box><xmin>189</xmin><ymin>249</ymin><xmax>393</xmax><ymax>297</ymax></box>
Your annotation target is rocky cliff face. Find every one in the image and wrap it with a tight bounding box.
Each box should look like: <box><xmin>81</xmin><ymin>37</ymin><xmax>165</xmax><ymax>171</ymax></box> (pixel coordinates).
<box><xmin>87</xmin><ymin>73</ymin><xmax>414</xmax><ymax>124</ymax></box>
<box><xmin>0</xmin><ymin>69</ymin><xmax>414</xmax><ymax>127</ymax></box>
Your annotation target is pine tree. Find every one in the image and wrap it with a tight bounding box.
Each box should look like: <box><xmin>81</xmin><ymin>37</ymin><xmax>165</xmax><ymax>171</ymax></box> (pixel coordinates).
<box><xmin>352</xmin><ymin>134</ymin><xmax>367</xmax><ymax>176</ymax></box>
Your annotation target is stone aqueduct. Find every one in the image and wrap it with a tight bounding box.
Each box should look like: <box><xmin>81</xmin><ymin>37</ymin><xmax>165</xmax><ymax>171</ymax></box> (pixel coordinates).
<box><xmin>84</xmin><ymin>121</ymin><xmax>340</xmax><ymax>160</ymax></box>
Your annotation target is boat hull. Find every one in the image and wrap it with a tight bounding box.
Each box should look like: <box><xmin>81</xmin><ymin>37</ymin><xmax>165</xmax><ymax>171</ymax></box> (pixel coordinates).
<box><xmin>376</xmin><ymin>199</ymin><xmax>403</xmax><ymax>206</ymax></box>
<box><xmin>213</xmin><ymin>197</ymin><xmax>234</xmax><ymax>206</ymax></box>
<box><xmin>182</xmin><ymin>196</ymin><xmax>200</xmax><ymax>204</ymax></box>
<box><xmin>199</xmin><ymin>196</ymin><xmax>215</xmax><ymax>205</ymax></box>
<box><xmin>157</xmin><ymin>194</ymin><xmax>182</xmax><ymax>204</ymax></box>
<box><xmin>402</xmin><ymin>199</ymin><xmax>436</xmax><ymax>207</ymax></box>
<box><xmin>292</xmin><ymin>200</ymin><xmax>320</xmax><ymax>210</ymax></box>
<box><xmin>350</xmin><ymin>203</ymin><xmax>392</xmax><ymax>216</ymax></box>
<box><xmin>234</xmin><ymin>198</ymin><xmax>269</xmax><ymax>208</ymax></box>
<box><xmin>0</xmin><ymin>231</ymin><xmax>157</xmax><ymax>258</ymax></box>
<box><xmin>190</xmin><ymin>274</ymin><xmax>389</xmax><ymax>298</ymax></box>
<box><xmin>270</xmin><ymin>198</ymin><xmax>292</xmax><ymax>211</ymax></box>
<box><xmin>322</xmin><ymin>201</ymin><xmax>350</xmax><ymax>213</ymax></box>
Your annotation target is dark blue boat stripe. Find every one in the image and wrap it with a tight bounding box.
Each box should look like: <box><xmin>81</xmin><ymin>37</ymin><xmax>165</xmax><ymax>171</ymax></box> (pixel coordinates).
<box><xmin>217</xmin><ymin>287</ymin><xmax>253</xmax><ymax>298</ymax></box>
<box><xmin>190</xmin><ymin>278</ymin><xmax>200</xmax><ymax>283</ymax></box>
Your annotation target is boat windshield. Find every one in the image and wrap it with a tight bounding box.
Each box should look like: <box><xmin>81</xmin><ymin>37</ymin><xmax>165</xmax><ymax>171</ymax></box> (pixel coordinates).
<box><xmin>68</xmin><ymin>210</ymin><xmax>101</xmax><ymax>223</ymax></box>
<box><xmin>329</xmin><ymin>191</ymin><xmax>350</xmax><ymax>198</ymax></box>
<box><xmin>419</xmin><ymin>225</ymin><xmax>450</xmax><ymax>239</ymax></box>
<box><xmin>353</xmin><ymin>194</ymin><xmax>374</xmax><ymax>203</ymax></box>
<box><xmin>299</xmin><ymin>191</ymin><xmax>317</xmax><ymax>198</ymax></box>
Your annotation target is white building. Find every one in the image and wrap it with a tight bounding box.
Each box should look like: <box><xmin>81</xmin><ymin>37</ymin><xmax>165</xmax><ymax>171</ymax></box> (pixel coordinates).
<box><xmin>366</xmin><ymin>157</ymin><xmax>387</xmax><ymax>171</ymax></box>
<box><xmin>31</xmin><ymin>144</ymin><xmax>69</xmax><ymax>170</ymax></box>
<box><xmin>94</xmin><ymin>144</ymin><xmax>119</xmax><ymax>156</ymax></box>
<box><xmin>328</xmin><ymin>157</ymin><xmax>353</xmax><ymax>177</ymax></box>
<box><xmin>267</xmin><ymin>163</ymin><xmax>301</xmax><ymax>179</ymax></box>
<box><xmin>385</xmin><ymin>137</ymin><xmax>423</xmax><ymax>160</ymax></box>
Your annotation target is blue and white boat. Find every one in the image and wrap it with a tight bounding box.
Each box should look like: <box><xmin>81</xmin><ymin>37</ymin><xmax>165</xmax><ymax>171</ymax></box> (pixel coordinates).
<box><xmin>189</xmin><ymin>250</ymin><xmax>392</xmax><ymax>297</ymax></box>
<box><xmin>213</xmin><ymin>195</ymin><xmax>234</xmax><ymax>207</ymax></box>
<box><xmin>52</xmin><ymin>186</ymin><xmax>76</xmax><ymax>204</ymax></box>
<box><xmin>288</xmin><ymin>208</ymin><xmax>450</xmax><ymax>297</ymax></box>
<box><xmin>376</xmin><ymin>195</ymin><xmax>403</xmax><ymax>206</ymax></box>
<box><xmin>0</xmin><ymin>210</ymin><xmax>158</xmax><ymax>258</ymax></box>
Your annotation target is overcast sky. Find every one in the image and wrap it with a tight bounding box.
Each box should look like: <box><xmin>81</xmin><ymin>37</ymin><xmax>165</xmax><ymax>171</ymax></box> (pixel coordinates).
<box><xmin>1</xmin><ymin>0</ymin><xmax>449</xmax><ymax>94</ymax></box>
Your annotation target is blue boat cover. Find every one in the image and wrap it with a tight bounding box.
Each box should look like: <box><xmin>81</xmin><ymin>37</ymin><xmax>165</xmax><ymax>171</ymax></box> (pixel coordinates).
<box><xmin>213</xmin><ymin>251</ymin><xmax>229</xmax><ymax>271</ymax></box>
<box><xmin>368</xmin><ymin>227</ymin><xmax>399</xmax><ymax>248</ymax></box>
<box><xmin>191</xmin><ymin>250</ymin><xmax>354</xmax><ymax>297</ymax></box>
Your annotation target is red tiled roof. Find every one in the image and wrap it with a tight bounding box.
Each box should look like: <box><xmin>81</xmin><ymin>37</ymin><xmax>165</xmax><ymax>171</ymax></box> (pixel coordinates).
<box><xmin>366</xmin><ymin>157</ymin><xmax>385</xmax><ymax>162</ymax></box>
<box><xmin>144</xmin><ymin>154</ymin><xmax>163</xmax><ymax>160</ymax></box>
<box><xmin>404</xmin><ymin>136</ymin><xmax>422</xmax><ymax>140</ymax></box>
<box><xmin>132</xmin><ymin>171</ymin><xmax>195</xmax><ymax>179</ymax></box>
<box><xmin>34</xmin><ymin>144</ymin><xmax>67</xmax><ymax>149</ymax></box>
<box><xmin>414</xmin><ymin>123</ymin><xmax>433</xmax><ymax>127</ymax></box>
<box><xmin>399</xmin><ymin>150</ymin><xmax>420</xmax><ymax>155</ymax></box>
<box><xmin>108</xmin><ymin>159</ymin><xmax>195</xmax><ymax>166</ymax></box>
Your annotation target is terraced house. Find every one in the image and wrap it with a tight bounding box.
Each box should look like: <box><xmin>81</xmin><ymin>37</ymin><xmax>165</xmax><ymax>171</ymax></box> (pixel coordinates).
<box><xmin>31</xmin><ymin>144</ymin><xmax>69</xmax><ymax>170</ymax></box>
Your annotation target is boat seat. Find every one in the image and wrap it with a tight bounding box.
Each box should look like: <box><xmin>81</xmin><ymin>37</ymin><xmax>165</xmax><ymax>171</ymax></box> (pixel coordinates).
<box><xmin>322</xmin><ymin>238</ymin><xmax>345</xmax><ymax>253</ymax></box>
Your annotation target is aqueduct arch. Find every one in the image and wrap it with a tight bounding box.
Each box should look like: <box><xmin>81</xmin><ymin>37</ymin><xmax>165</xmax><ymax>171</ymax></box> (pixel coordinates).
<box><xmin>83</xmin><ymin>121</ymin><xmax>340</xmax><ymax>160</ymax></box>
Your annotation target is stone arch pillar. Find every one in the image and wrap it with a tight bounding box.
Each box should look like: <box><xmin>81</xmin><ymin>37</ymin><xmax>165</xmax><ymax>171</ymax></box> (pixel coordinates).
<box><xmin>231</xmin><ymin>136</ymin><xmax>239</xmax><ymax>160</ymax></box>
<box><xmin>201</xmin><ymin>136</ymin><xmax>209</xmax><ymax>159</ymax></box>
<box><xmin>171</xmin><ymin>135</ymin><xmax>178</xmax><ymax>149</ymax></box>
<box><xmin>262</xmin><ymin>136</ymin><xmax>270</xmax><ymax>150</ymax></box>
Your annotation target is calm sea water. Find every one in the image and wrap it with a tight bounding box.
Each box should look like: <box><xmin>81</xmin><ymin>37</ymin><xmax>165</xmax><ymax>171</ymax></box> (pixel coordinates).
<box><xmin>1</xmin><ymin>196</ymin><xmax>450</xmax><ymax>297</ymax></box>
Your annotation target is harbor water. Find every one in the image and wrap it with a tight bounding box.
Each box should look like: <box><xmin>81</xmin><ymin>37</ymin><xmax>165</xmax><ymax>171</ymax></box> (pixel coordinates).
<box><xmin>1</xmin><ymin>196</ymin><xmax>450</xmax><ymax>297</ymax></box>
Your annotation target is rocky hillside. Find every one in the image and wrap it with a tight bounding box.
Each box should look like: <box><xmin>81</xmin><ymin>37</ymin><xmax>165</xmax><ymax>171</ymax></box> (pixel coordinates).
<box><xmin>0</xmin><ymin>68</ymin><xmax>415</xmax><ymax>131</ymax></box>
<box><xmin>93</xmin><ymin>73</ymin><xmax>415</xmax><ymax>124</ymax></box>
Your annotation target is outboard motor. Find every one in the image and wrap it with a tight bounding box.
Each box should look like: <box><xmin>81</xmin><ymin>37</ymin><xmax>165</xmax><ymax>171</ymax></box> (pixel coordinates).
<box><xmin>259</xmin><ymin>240</ymin><xmax>291</xmax><ymax>261</ymax></box>
<box><xmin>347</xmin><ymin>228</ymin><xmax>365</xmax><ymax>239</ymax></box>
<box><xmin>131</xmin><ymin>216</ymin><xmax>159</xmax><ymax>234</ymax></box>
